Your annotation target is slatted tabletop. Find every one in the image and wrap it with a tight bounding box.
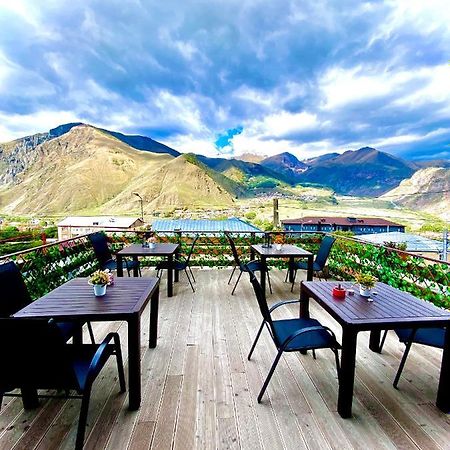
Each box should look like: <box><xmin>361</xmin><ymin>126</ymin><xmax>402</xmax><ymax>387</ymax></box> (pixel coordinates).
<box><xmin>251</xmin><ymin>244</ymin><xmax>312</xmax><ymax>257</ymax></box>
<box><xmin>117</xmin><ymin>243</ymin><xmax>179</xmax><ymax>257</ymax></box>
<box><xmin>13</xmin><ymin>277</ymin><xmax>159</xmax><ymax>320</ymax></box>
<box><xmin>302</xmin><ymin>281</ymin><xmax>450</xmax><ymax>328</ymax></box>
<box><xmin>300</xmin><ymin>280</ymin><xmax>450</xmax><ymax>418</ymax></box>
<box><xmin>251</xmin><ymin>243</ymin><xmax>314</xmax><ymax>291</ymax></box>
<box><xmin>117</xmin><ymin>243</ymin><xmax>179</xmax><ymax>296</ymax></box>
<box><xmin>13</xmin><ymin>277</ymin><xmax>161</xmax><ymax>410</ymax></box>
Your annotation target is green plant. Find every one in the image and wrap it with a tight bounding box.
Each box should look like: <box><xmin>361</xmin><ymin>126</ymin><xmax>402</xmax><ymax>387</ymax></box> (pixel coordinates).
<box><xmin>355</xmin><ymin>272</ymin><xmax>377</xmax><ymax>289</ymax></box>
<box><xmin>89</xmin><ymin>270</ymin><xmax>110</xmax><ymax>285</ymax></box>
<box><xmin>383</xmin><ymin>241</ymin><xmax>407</xmax><ymax>251</ymax></box>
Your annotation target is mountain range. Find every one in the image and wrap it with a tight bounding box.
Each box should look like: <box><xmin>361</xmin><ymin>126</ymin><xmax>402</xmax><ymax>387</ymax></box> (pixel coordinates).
<box><xmin>0</xmin><ymin>122</ymin><xmax>448</xmax><ymax>216</ymax></box>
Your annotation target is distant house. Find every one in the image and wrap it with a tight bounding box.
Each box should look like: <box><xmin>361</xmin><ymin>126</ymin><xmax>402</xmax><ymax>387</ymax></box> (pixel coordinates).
<box><xmin>282</xmin><ymin>216</ymin><xmax>405</xmax><ymax>235</ymax></box>
<box><xmin>151</xmin><ymin>218</ymin><xmax>261</xmax><ymax>233</ymax></box>
<box><xmin>57</xmin><ymin>216</ymin><xmax>144</xmax><ymax>241</ymax></box>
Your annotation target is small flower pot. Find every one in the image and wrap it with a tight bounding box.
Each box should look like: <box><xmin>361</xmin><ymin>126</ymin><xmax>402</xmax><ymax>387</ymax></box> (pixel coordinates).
<box><xmin>93</xmin><ymin>284</ymin><xmax>107</xmax><ymax>297</ymax></box>
<box><xmin>275</xmin><ymin>244</ymin><xmax>282</xmax><ymax>251</ymax></box>
<box><xmin>149</xmin><ymin>242</ymin><xmax>156</xmax><ymax>249</ymax></box>
<box><xmin>359</xmin><ymin>285</ymin><xmax>372</xmax><ymax>297</ymax></box>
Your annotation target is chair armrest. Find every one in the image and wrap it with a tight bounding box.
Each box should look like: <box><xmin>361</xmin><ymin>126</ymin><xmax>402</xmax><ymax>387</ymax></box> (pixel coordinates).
<box><xmin>269</xmin><ymin>299</ymin><xmax>300</xmax><ymax>313</ymax></box>
<box><xmin>85</xmin><ymin>332</ymin><xmax>121</xmax><ymax>387</ymax></box>
<box><xmin>281</xmin><ymin>325</ymin><xmax>340</xmax><ymax>350</ymax></box>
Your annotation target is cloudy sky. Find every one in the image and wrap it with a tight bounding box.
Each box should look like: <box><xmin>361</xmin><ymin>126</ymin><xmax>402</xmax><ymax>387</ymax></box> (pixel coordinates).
<box><xmin>0</xmin><ymin>0</ymin><xmax>449</xmax><ymax>160</ymax></box>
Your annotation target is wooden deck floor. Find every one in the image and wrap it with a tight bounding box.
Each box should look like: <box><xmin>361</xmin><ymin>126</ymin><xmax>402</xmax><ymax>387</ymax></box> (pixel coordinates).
<box><xmin>1</xmin><ymin>269</ymin><xmax>449</xmax><ymax>450</ymax></box>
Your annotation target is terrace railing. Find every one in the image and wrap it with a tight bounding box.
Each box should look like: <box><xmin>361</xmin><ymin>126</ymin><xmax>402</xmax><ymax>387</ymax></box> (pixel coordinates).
<box><xmin>1</xmin><ymin>230</ymin><xmax>448</xmax><ymax>309</ymax></box>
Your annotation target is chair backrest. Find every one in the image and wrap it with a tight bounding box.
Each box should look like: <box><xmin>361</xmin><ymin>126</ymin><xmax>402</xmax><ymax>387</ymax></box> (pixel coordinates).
<box><xmin>314</xmin><ymin>236</ymin><xmax>335</xmax><ymax>270</ymax></box>
<box><xmin>0</xmin><ymin>318</ymin><xmax>78</xmax><ymax>393</ymax></box>
<box><xmin>225</xmin><ymin>232</ymin><xmax>242</xmax><ymax>266</ymax></box>
<box><xmin>88</xmin><ymin>232</ymin><xmax>113</xmax><ymax>267</ymax></box>
<box><xmin>0</xmin><ymin>261</ymin><xmax>32</xmax><ymax>317</ymax></box>
<box><xmin>184</xmin><ymin>234</ymin><xmax>199</xmax><ymax>265</ymax></box>
<box><xmin>247</xmin><ymin>269</ymin><xmax>276</xmax><ymax>336</ymax></box>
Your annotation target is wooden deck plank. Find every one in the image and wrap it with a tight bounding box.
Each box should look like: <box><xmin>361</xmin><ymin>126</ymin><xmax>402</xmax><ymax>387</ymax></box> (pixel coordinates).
<box><xmin>173</xmin><ymin>345</ymin><xmax>199</xmax><ymax>450</ymax></box>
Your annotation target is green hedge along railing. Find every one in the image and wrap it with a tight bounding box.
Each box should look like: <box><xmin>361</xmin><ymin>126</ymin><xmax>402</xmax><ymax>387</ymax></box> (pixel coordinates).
<box><xmin>0</xmin><ymin>230</ymin><xmax>448</xmax><ymax>309</ymax></box>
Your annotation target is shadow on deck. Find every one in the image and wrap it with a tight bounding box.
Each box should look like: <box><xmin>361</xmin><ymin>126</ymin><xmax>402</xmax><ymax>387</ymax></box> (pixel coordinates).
<box><xmin>0</xmin><ymin>268</ymin><xmax>448</xmax><ymax>450</ymax></box>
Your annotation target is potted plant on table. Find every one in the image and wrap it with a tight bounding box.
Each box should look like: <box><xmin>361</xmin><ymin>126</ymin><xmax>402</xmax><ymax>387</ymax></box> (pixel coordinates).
<box><xmin>89</xmin><ymin>270</ymin><xmax>110</xmax><ymax>297</ymax></box>
<box><xmin>355</xmin><ymin>272</ymin><xmax>377</xmax><ymax>297</ymax></box>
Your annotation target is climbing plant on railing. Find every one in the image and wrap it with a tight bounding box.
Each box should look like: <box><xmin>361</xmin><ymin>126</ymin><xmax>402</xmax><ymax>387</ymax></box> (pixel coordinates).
<box><xmin>1</xmin><ymin>230</ymin><xmax>448</xmax><ymax>309</ymax></box>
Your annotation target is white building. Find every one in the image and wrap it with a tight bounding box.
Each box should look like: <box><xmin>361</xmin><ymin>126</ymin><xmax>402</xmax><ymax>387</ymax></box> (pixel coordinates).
<box><xmin>357</xmin><ymin>231</ymin><xmax>448</xmax><ymax>261</ymax></box>
<box><xmin>57</xmin><ymin>216</ymin><xmax>144</xmax><ymax>241</ymax></box>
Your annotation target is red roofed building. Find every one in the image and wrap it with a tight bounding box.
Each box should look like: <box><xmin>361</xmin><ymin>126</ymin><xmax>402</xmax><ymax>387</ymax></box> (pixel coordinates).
<box><xmin>281</xmin><ymin>216</ymin><xmax>405</xmax><ymax>235</ymax></box>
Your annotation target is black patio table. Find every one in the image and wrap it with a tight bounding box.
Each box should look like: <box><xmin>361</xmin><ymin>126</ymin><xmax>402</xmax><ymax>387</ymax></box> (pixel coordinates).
<box><xmin>251</xmin><ymin>244</ymin><xmax>314</xmax><ymax>294</ymax></box>
<box><xmin>300</xmin><ymin>281</ymin><xmax>450</xmax><ymax>418</ymax></box>
<box><xmin>117</xmin><ymin>243</ymin><xmax>179</xmax><ymax>297</ymax></box>
<box><xmin>13</xmin><ymin>277</ymin><xmax>160</xmax><ymax>411</ymax></box>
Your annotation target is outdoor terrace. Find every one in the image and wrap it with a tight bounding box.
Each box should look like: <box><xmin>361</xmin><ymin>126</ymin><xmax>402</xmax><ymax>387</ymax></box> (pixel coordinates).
<box><xmin>0</xmin><ymin>268</ymin><xmax>449</xmax><ymax>449</ymax></box>
<box><xmin>0</xmin><ymin>232</ymin><xmax>449</xmax><ymax>449</ymax></box>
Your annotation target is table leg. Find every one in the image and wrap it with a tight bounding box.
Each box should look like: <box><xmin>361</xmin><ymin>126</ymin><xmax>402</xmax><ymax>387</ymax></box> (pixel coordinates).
<box><xmin>250</xmin><ymin>246</ymin><xmax>255</xmax><ymax>260</ymax></box>
<box><xmin>260</xmin><ymin>255</ymin><xmax>267</xmax><ymax>295</ymax></box>
<box><xmin>306</xmin><ymin>255</ymin><xmax>314</xmax><ymax>281</ymax></box>
<box><xmin>338</xmin><ymin>328</ymin><xmax>358</xmax><ymax>418</ymax></box>
<box><xmin>149</xmin><ymin>285</ymin><xmax>160</xmax><ymax>348</ymax></box>
<box><xmin>167</xmin><ymin>254</ymin><xmax>174</xmax><ymax>297</ymax></box>
<box><xmin>299</xmin><ymin>284</ymin><xmax>310</xmax><ymax>319</ymax></box>
<box><xmin>21</xmin><ymin>387</ymin><xmax>39</xmax><ymax>409</ymax></box>
<box><xmin>288</xmin><ymin>257</ymin><xmax>295</xmax><ymax>283</ymax></box>
<box><xmin>436</xmin><ymin>326</ymin><xmax>450</xmax><ymax>413</ymax></box>
<box><xmin>132</xmin><ymin>256</ymin><xmax>139</xmax><ymax>277</ymax></box>
<box><xmin>128</xmin><ymin>314</ymin><xmax>141</xmax><ymax>410</ymax></box>
<box><xmin>369</xmin><ymin>330</ymin><xmax>382</xmax><ymax>353</ymax></box>
<box><xmin>299</xmin><ymin>285</ymin><xmax>310</xmax><ymax>355</ymax></box>
<box><xmin>174</xmin><ymin>249</ymin><xmax>179</xmax><ymax>282</ymax></box>
<box><xmin>117</xmin><ymin>255</ymin><xmax>124</xmax><ymax>277</ymax></box>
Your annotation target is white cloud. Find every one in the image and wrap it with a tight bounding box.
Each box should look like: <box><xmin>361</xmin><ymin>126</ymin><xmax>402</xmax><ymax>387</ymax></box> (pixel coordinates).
<box><xmin>319</xmin><ymin>65</ymin><xmax>413</xmax><ymax>109</ymax></box>
<box><xmin>0</xmin><ymin>110</ymin><xmax>81</xmax><ymax>142</ymax></box>
<box><xmin>371</xmin><ymin>0</ymin><xmax>450</xmax><ymax>43</ymax></box>
<box><xmin>165</xmin><ymin>134</ymin><xmax>218</xmax><ymax>156</ymax></box>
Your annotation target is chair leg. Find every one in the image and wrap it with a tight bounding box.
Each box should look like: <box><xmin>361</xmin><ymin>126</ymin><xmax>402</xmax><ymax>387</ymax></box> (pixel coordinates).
<box><xmin>185</xmin><ymin>269</ymin><xmax>195</xmax><ymax>293</ymax></box>
<box><xmin>248</xmin><ymin>321</ymin><xmax>265</xmax><ymax>360</ymax></box>
<box><xmin>113</xmin><ymin>335</ymin><xmax>126</xmax><ymax>393</ymax></box>
<box><xmin>258</xmin><ymin>349</ymin><xmax>283</xmax><ymax>403</ymax></box>
<box><xmin>267</xmin><ymin>270</ymin><xmax>273</xmax><ymax>295</ymax></box>
<box><xmin>393</xmin><ymin>340</ymin><xmax>413</xmax><ymax>389</ymax></box>
<box><xmin>231</xmin><ymin>270</ymin><xmax>243</xmax><ymax>295</ymax></box>
<box><xmin>75</xmin><ymin>388</ymin><xmax>91</xmax><ymax>450</ymax></box>
<box><xmin>379</xmin><ymin>330</ymin><xmax>389</xmax><ymax>353</ymax></box>
<box><xmin>228</xmin><ymin>265</ymin><xmax>237</xmax><ymax>285</ymax></box>
<box><xmin>188</xmin><ymin>266</ymin><xmax>196</xmax><ymax>283</ymax></box>
<box><xmin>312</xmin><ymin>349</ymin><xmax>316</xmax><ymax>359</ymax></box>
<box><xmin>284</xmin><ymin>267</ymin><xmax>289</xmax><ymax>283</ymax></box>
<box><xmin>87</xmin><ymin>322</ymin><xmax>95</xmax><ymax>344</ymax></box>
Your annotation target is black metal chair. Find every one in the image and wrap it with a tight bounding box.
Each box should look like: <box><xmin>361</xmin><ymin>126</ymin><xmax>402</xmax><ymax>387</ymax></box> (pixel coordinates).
<box><xmin>0</xmin><ymin>261</ymin><xmax>95</xmax><ymax>343</ymax></box>
<box><xmin>226</xmin><ymin>232</ymin><xmax>272</xmax><ymax>295</ymax></box>
<box><xmin>0</xmin><ymin>317</ymin><xmax>125</xmax><ymax>450</ymax></box>
<box><xmin>247</xmin><ymin>269</ymin><xmax>340</xmax><ymax>403</ymax></box>
<box><xmin>88</xmin><ymin>232</ymin><xmax>141</xmax><ymax>277</ymax></box>
<box><xmin>287</xmin><ymin>235</ymin><xmax>335</xmax><ymax>291</ymax></box>
<box><xmin>156</xmin><ymin>235</ymin><xmax>199</xmax><ymax>292</ymax></box>
<box><xmin>379</xmin><ymin>327</ymin><xmax>446</xmax><ymax>388</ymax></box>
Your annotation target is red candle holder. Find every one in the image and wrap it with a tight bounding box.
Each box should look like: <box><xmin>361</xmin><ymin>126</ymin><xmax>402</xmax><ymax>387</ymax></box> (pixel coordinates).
<box><xmin>332</xmin><ymin>286</ymin><xmax>346</xmax><ymax>299</ymax></box>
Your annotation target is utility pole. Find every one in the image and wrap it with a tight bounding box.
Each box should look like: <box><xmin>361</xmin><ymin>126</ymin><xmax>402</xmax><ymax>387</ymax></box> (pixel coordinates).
<box><xmin>132</xmin><ymin>192</ymin><xmax>144</xmax><ymax>222</ymax></box>
<box><xmin>442</xmin><ymin>229</ymin><xmax>448</xmax><ymax>261</ymax></box>
<box><xmin>273</xmin><ymin>198</ymin><xmax>279</xmax><ymax>228</ymax></box>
